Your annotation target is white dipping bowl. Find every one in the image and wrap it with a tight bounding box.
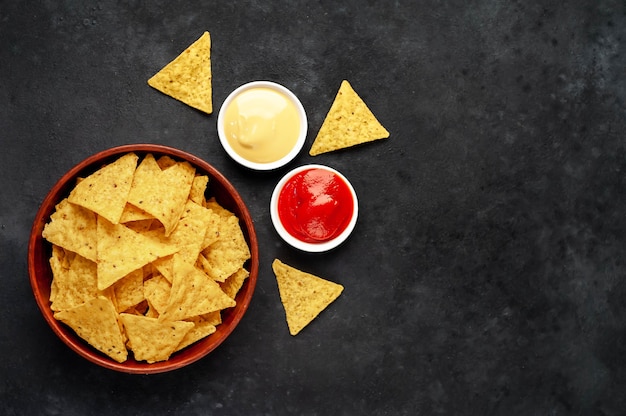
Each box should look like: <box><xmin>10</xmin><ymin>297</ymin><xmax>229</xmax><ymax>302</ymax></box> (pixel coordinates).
<box><xmin>217</xmin><ymin>81</ymin><xmax>307</xmax><ymax>171</ymax></box>
<box><xmin>270</xmin><ymin>164</ymin><xmax>358</xmax><ymax>252</ymax></box>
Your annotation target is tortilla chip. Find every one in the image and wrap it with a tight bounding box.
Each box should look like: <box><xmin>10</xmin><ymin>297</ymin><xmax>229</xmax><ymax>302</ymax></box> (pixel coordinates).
<box><xmin>189</xmin><ymin>175</ymin><xmax>209</xmax><ymax>205</ymax></box>
<box><xmin>127</xmin><ymin>154</ymin><xmax>195</xmax><ymax>236</ymax></box>
<box><xmin>143</xmin><ymin>273</ymin><xmax>172</xmax><ymax>315</ymax></box>
<box><xmin>119</xmin><ymin>203</ymin><xmax>153</xmax><ymax>223</ymax></box>
<box><xmin>54</xmin><ymin>296</ymin><xmax>128</xmax><ymax>363</ymax></box>
<box><xmin>119</xmin><ymin>314</ymin><xmax>194</xmax><ymax>363</ymax></box>
<box><xmin>42</xmin><ymin>199</ymin><xmax>98</xmax><ymax>262</ymax></box>
<box><xmin>204</xmin><ymin>197</ymin><xmax>235</xmax><ymax>218</ymax></box>
<box><xmin>272</xmin><ymin>259</ymin><xmax>343</xmax><ymax>336</ymax></box>
<box><xmin>49</xmin><ymin>252</ymin><xmax>98</xmax><ymax>312</ymax></box>
<box><xmin>309</xmin><ymin>80</ymin><xmax>389</xmax><ymax>156</ymax></box>
<box><xmin>201</xmin><ymin>215</ymin><xmax>251</xmax><ymax>282</ymax></box>
<box><xmin>175</xmin><ymin>315</ymin><xmax>217</xmax><ymax>352</ymax></box>
<box><xmin>67</xmin><ymin>152</ymin><xmax>139</xmax><ymax>223</ymax></box>
<box><xmin>180</xmin><ymin>200</ymin><xmax>221</xmax><ymax>249</ymax></box>
<box><xmin>96</xmin><ymin>216</ymin><xmax>178</xmax><ymax>290</ymax></box>
<box><xmin>112</xmin><ymin>269</ymin><xmax>145</xmax><ymax>313</ymax></box>
<box><xmin>219</xmin><ymin>267</ymin><xmax>249</xmax><ymax>299</ymax></box>
<box><xmin>147</xmin><ymin>31</ymin><xmax>213</xmax><ymax>114</ymax></box>
<box><xmin>159</xmin><ymin>254</ymin><xmax>235</xmax><ymax>322</ymax></box>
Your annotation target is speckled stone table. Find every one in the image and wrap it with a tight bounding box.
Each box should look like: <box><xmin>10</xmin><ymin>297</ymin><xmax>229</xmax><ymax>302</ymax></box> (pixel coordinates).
<box><xmin>1</xmin><ymin>1</ymin><xmax>625</xmax><ymax>414</ymax></box>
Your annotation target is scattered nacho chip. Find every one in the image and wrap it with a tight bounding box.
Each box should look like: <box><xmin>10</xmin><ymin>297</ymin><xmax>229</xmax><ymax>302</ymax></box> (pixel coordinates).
<box><xmin>42</xmin><ymin>199</ymin><xmax>97</xmax><ymax>262</ymax></box>
<box><xmin>309</xmin><ymin>80</ymin><xmax>389</xmax><ymax>156</ymax></box>
<box><xmin>147</xmin><ymin>31</ymin><xmax>213</xmax><ymax>114</ymax></box>
<box><xmin>68</xmin><ymin>152</ymin><xmax>138</xmax><ymax>223</ymax></box>
<box><xmin>119</xmin><ymin>314</ymin><xmax>194</xmax><ymax>363</ymax></box>
<box><xmin>272</xmin><ymin>259</ymin><xmax>343</xmax><ymax>336</ymax></box>
<box><xmin>54</xmin><ymin>296</ymin><xmax>128</xmax><ymax>363</ymax></box>
<box><xmin>127</xmin><ymin>154</ymin><xmax>195</xmax><ymax>236</ymax></box>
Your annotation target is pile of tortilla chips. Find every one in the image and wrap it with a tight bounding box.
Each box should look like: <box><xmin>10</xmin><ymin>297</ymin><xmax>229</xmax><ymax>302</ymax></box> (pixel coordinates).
<box><xmin>42</xmin><ymin>152</ymin><xmax>251</xmax><ymax>363</ymax></box>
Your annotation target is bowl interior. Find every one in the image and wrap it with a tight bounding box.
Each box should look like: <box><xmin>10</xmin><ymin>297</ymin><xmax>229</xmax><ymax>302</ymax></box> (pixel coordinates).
<box><xmin>28</xmin><ymin>144</ymin><xmax>258</xmax><ymax>374</ymax></box>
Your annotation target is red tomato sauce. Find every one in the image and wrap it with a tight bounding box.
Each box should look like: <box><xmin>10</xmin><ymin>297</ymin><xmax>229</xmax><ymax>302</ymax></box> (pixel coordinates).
<box><xmin>277</xmin><ymin>168</ymin><xmax>354</xmax><ymax>243</ymax></box>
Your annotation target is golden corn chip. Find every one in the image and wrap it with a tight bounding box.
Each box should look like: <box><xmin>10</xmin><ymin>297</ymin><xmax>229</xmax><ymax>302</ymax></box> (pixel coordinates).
<box><xmin>96</xmin><ymin>216</ymin><xmax>178</xmax><ymax>290</ymax></box>
<box><xmin>112</xmin><ymin>269</ymin><xmax>145</xmax><ymax>313</ymax></box>
<box><xmin>119</xmin><ymin>203</ymin><xmax>153</xmax><ymax>223</ymax></box>
<box><xmin>309</xmin><ymin>80</ymin><xmax>389</xmax><ymax>156</ymax></box>
<box><xmin>156</xmin><ymin>155</ymin><xmax>178</xmax><ymax>170</ymax></box>
<box><xmin>54</xmin><ymin>296</ymin><xmax>128</xmax><ymax>363</ymax></box>
<box><xmin>152</xmin><ymin>256</ymin><xmax>174</xmax><ymax>284</ymax></box>
<box><xmin>67</xmin><ymin>152</ymin><xmax>139</xmax><ymax>223</ymax></box>
<box><xmin>159</xmin><ymin>254</ymin><xmax>235</xmax><ymax>322</ymax></box>
<box><xmin>180</xmin><ymin>200</ymin><xmax>221</xmax><ymax>249</ymax></box>
<box><xmin>119</xmin><ymin>314</ymin><xmax>194</xmax><ymax>363</ymax></box>
<box><xmin>189</xmin><ymin>175</ymin><xmax>209</xmax><ymax>205</ymax></box>
<box><xmin>49</xmin><ymin>252</ymin><xmax>98</xmax><ymax>312</ymax></box>
<box><xmin>201</xmin><ymin>215</ymin><xmax>251</xmax><ymax>282</ymax></box>
<box><xmin>42</xmin><ymin>199</ymin><xmax>97</xmax><ymax>262</ymax></box>
<box><xmin>272</xmin><ymin>259</ymin><xmax>344</xmax><ymax>336</ymax></box>
<box><xmin>143</xmin><ymin>273</ymin><xmax>172</xmax><ymax>315</ymax></box>
<box><xmin>127</xmin><ymin>154</ymin><xmax>195</xmax><ymax>236</ymax></box>
<box><xmin>175</xmin><ymin>315</ymin><xmax>217</xmax><ymax>352</ymax></box>
<box><xmin>219</xmin><ymin>267</ymin><xmax>250</xmax><ymax>299</ymax></box>
<box><xmin>204</xmin><ymin>197</ymin><xmax>234</xmax><ymax>218</ymax></box>
<box><xmin>145</xmin><ymin>210</ymin><xmax>209</xmax><ymax>265</ymax></box>
<box><xmin>147</xmin><ymin>31</ymin><xmax>213</xmax><ymax>114</ymax></box>
<box><xmin>200</xmin><ymin>310</ymin><xmax>222</xmax><ymax>326</ymax></box>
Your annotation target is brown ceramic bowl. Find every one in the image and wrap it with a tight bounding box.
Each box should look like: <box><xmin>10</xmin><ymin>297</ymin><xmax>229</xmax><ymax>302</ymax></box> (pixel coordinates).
<box><xmin>28</xmin><ymin>144</ymin><xmax>259</xmax><ymax>374</ymax></box>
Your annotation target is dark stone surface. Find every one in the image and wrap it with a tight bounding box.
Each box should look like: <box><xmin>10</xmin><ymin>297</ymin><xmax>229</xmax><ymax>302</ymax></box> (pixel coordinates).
<box><xmin>1</xmin><ymin>1</ymin><xmax>625</xmax><ymax>414</ymax></box>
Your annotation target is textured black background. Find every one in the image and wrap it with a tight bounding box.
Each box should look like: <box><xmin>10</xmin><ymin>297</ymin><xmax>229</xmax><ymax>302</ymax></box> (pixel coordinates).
<box><xmin>2</xmin><ymin>1</ymin><xmax>626</xmax><ymax>415</ymax></box>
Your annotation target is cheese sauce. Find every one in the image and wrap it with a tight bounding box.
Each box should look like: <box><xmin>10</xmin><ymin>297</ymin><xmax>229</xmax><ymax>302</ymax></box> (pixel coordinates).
<box><xmin>222</xmin><ymin>87</ymin><xmax>301</xmax><ymax>164</ymax></box>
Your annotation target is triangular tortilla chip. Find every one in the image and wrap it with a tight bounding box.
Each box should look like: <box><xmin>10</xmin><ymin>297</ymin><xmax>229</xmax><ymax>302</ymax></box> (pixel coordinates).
<box><xmin>147</xmin><ymin>31</ymin><xmax>213</xmax><ymax>114</ymax></box>
<box><xmin>219</xmin><ymin>267</ymin><xmax>249</xmax><ymax>299</ymax></box>
<box><xmin>119</xmin><ymin>314</ymin><xmax>194</xmax><ymax>363</ymax></box>
<box><xmin>272</xmin><ymin>259</ymin><xmax>343</xmax><ymax>336</ymax></box>
<box><xmin>143</xmin><ymin>273</ymin><xmax>172</xmax><ymax>315</ymax></box>
<box><xmin>49</xmin><ymin>251</ymin><xmax>98</xmax><ymax>312</ymax></box>
<box><xmin>54</xmin><ymin>296</ymin><xmax>128</xmax><ymax>363</ymax></box>
<box><xmin>309</xmin><ymin>80</ymin><xmax>389</xmax><ymax>156</ymax></box>
<box><xmin>67</xmin><ymin>152</ymin><xmax>139</xmax><ymax>223</ymax></box>
<box><xmin>96</xmin><ymin>216</ymin><xmax>178</xmax><ymax>290</ymax></box>
<box><xmin>159</xmin><ymin>254</ymin><xmax>235</xmax><ymax>322</ymax></box>
<box><xmin>189</xmin><ymin>175</ymin><xmax>209</xmax><ymax>205</ymax></box>
<box><xmin>42</xmin><ymin>199</ymin><xmax>97</xmax><ymax>262</ymax></box>
<box><xmin>201</xmin><ymin>215</ymin><xmax>251</xmax><ymax>282</ymax></box>
<box><xmin>111</xmin><ymin>269</ymin><xmax>145</xmax><ymax>313</ymax></box>
<box><xmin>127</xmin><ymin>154</ymin><xmax>195</xmax><ymax>236</ymax></box>
<box><xmin>175</xmin><ymin>315</ymin><xmax>217</xmax><ymax>352</ymax></box>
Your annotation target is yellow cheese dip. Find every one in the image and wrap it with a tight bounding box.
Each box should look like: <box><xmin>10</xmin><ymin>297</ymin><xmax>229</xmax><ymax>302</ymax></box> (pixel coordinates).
<box><xmin>222</xmin><ymin>87</ymin><xmax>301</xmax><ymax>164</ymax></box>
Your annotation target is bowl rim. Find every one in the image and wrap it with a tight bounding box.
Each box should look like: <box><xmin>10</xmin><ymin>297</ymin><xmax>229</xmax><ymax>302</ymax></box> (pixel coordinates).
<box><xmin>217</xmin><ymin>80</ymin><xmax>308</xmax><ymax>171</ymax></box>
<box><xmin>27</xmin><ymin>144</ymin><xmax>259</xmax><ymax>374</ymax></box>
<box><xmin>270</xmin><ymin>164</ymin><xmax>358</xmax><ymax>253</ymax></box>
